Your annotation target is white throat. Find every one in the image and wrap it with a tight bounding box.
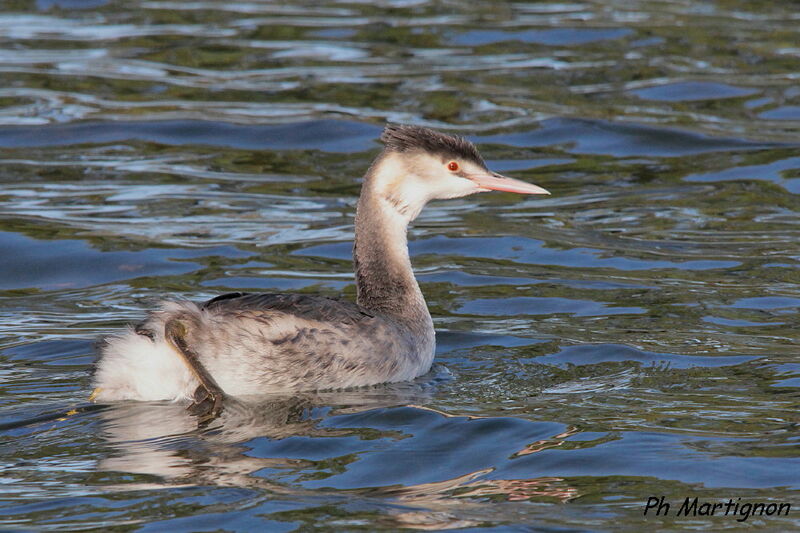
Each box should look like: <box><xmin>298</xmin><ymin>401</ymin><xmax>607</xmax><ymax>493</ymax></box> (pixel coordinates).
<box><xmin>371</xmin><ymin>152</ymin><xmax>430</xmax><ymax>222</ymax></box>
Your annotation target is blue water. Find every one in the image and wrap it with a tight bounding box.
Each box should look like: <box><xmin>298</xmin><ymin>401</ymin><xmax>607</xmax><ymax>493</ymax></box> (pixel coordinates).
<box><xmin>1</xmin><ymin>1</ymin><xmax>799</xmax><ymax>531</ymax></box>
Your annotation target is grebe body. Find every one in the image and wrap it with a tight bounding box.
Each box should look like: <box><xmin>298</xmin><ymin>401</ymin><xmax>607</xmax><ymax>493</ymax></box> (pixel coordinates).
<box><xmin>92</xmin><ymin>124</ymin><xmax>549</xmax><ymax>418</ymax></box>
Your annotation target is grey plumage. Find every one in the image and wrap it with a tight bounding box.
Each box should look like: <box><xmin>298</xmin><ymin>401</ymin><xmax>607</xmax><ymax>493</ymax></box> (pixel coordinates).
<box><xmin>202</xmin><ymin>292</ymin><xmax>374</xmax><ymax>323</ymax></box>
<box><xmin>127</xmin><ymin>293</ymin><xmax>431</xmax><ymax>395</ymax></box>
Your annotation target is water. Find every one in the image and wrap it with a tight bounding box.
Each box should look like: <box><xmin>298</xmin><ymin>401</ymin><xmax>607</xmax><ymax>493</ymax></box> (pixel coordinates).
<box><xmin>1</xmin><ymin>0</ymin><xmax>798</xmax><ymax>530</ymax></box>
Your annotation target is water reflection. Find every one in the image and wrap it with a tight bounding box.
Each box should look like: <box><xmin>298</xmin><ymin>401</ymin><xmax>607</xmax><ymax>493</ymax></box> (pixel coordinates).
<box><xmin>95</xmin><ymin>387</ymin><xmax>582</xmax><ymax>530</ymax></box>
<box><xmin>95</xmin><ymin>377</ymin><xmax>444</xmax><ymax>484</ymax></box>
<box><xmin>97</xmin><ymin>398</ymin><xmax>318</xmax><ymax>489</ymax></box>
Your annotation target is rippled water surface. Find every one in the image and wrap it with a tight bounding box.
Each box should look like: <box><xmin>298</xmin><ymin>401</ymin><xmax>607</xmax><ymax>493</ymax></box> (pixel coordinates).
<box><xmin>1</xmin><ymin>0</ymin><xmax>799</xmax><ymax>530</ymax></box>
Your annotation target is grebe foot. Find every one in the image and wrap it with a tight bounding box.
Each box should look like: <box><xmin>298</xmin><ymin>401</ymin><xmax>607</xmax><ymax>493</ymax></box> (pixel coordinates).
<box><xmin>187</xmin><ymin>383</ymin><xmax>224</xmax><ymax>423</ymax></box>
<box><xmin>164</xmin><ymin>317</ymin><xmax>226</xmax><ymax>423</ymax></box>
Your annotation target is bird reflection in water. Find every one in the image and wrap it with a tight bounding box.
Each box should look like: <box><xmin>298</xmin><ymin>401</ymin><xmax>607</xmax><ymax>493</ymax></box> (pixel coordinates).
<box><xmin>95</xmin><ymin>376</ymin><xmax>444</xmax><ymax>487</ymax></box>
<box><xmin>94</xmin><ymin>385</ymin><xmax>579</xmax><ymax>530</ymax></box>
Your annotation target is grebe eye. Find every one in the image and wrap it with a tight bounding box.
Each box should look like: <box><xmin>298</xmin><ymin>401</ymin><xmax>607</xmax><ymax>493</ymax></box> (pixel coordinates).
<box><xmin>447</xmin><ymin>161</ymin><xmax>459</xmax><ymax>171</ymax></box>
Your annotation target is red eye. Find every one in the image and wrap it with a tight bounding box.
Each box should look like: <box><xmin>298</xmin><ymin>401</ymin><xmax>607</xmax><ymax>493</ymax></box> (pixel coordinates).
<box><xmin>447</xmin><ymin>161</ymin><xmax>459</xmax><ymax>171</ymax></box>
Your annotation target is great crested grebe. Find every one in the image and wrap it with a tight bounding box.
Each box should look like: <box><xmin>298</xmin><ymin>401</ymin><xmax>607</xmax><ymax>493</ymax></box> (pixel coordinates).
<box><xmin>91</xmin><ymin>124</ymin><xmax>549</xmax><ymax>420</ymax></box>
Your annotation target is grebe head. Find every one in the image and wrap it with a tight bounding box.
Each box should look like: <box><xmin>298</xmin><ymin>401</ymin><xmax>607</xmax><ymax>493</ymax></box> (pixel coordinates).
<box><xmin>369</xmin><ymin>124</ymin><xmax>549</xmax><ymax>220</ymax></box>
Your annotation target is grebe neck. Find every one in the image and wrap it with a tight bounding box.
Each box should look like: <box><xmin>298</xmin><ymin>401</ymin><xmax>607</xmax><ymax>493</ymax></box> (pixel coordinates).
<box><xmin>352</xmin><ymin>166</ymin><xmax>429</xmax><ymax>325</ymax></box>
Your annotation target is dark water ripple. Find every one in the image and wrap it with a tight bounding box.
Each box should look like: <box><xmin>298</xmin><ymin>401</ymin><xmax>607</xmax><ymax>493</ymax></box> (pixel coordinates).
<box><xmin>1</xmin><ymin>0</ymin><xmax>799</xmax><ymax>531</ymax></box>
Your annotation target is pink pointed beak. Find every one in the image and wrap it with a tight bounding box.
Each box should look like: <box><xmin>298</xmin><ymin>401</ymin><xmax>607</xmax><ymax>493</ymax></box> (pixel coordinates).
<box><xmin>469</xmin><ymin>172</ymin><xmax>550</xmax><ymax>195</ymax></box>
